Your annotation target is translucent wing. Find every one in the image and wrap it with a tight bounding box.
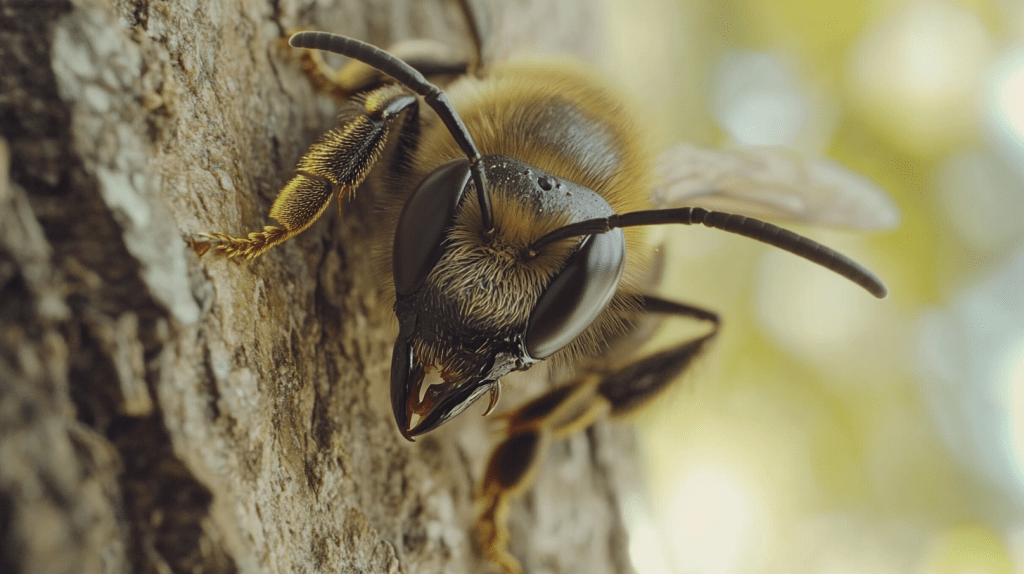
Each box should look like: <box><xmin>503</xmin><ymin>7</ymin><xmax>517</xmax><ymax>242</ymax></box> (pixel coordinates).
<box><xmin>654</xmin><ymin>143</ymin><xmax>900</xmax><ymax>229</ymax></box>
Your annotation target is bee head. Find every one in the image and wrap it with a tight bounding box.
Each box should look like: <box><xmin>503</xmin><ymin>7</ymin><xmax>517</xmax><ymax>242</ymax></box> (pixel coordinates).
<box><xmin>390</xmin><ymin>156</ymin><xmax>625</xmax><ymax>439</ymax></box>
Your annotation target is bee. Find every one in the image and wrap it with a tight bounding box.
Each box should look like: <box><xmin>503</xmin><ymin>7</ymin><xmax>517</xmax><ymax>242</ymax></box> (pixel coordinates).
<box><xmin>197</xmin><ymin>25</ymin><xmax>891</xmax><ymax>574</ymax></box>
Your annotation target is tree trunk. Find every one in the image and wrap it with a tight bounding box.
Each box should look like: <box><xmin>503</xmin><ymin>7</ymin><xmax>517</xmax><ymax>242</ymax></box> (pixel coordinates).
<box><xmin>0</xmin><ymin>0</ymin><xmax>640</xmax><ymax>572</ymax></box>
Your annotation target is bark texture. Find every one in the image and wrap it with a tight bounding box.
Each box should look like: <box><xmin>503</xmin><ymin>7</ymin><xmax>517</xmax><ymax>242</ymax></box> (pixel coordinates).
<box><xmin>0</xmin><ymin>0</ymin><xmax>638</xmax><ymax>572</ymax></box>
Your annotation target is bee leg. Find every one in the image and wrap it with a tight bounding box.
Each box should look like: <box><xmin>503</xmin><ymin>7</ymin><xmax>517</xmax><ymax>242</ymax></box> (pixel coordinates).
<box><xmin>477</xmin><ymin>377</ymin><xmax>608</xmax><ymax>574</ymax></box>
<box><xmin>198</xmin><ymin>84</ymin><xmax>417</xmax><ymax>260</ymax></box>
<box><xmin>476</xmin><ymin>296</ymin><xmax>719</xmax><ymax>573</ymax></box>
<box><xmin>598</xmin><ymin>295</ymin><xmax>720</xmax><ymax>418</ymax></box>
<box><xmin>477</xmin><ymin>428</ymin><xmax>548</xmax><ymax>574</ymax></box>
<box><xmin>293</xmin><ymin>0</ymin><xmax>485</xmax><ymax>97</ymax></box>
<box><xmin>297</xmin><ymin>39</ymin><xmax>474</xmax><ymax>97</ymax></box>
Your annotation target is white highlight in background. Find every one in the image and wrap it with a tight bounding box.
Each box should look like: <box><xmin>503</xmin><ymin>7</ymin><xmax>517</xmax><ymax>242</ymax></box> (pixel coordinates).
<box><xmin>847</xmin><ymin>1</ymin><xmax>991</xmax><ymax>155</ymax></box>
<box><xmin>1004</xmin><ymin>340</ymin><xmax>1024</xmax><ymax>488</ymax></box>
<box><xmin>915</xmin><ymin>249</ymin><xmax>1024</xmax><ymax>506</ymax></box>
<box><xmin>985</xmin><ymin>47</ymin><xmax>1024</xmax><ymax>177</ymax></box>
<box><xmin>624</xmin><ymin>494</ymin><xmax>675</xmax><ymax>574</ymax></box>
<box><xmin>712</xmin><ymin>51</ymin><xmax>811</xmax><ymax>148</ymax></box>
<box><xmin>667</xmin><ymin>461</ymin><xmax>764</xmax><ymax>574</ymax></box>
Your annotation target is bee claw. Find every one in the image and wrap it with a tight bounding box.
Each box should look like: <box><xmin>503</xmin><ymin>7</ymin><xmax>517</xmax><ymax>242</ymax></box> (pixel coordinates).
<box><xmin>482</xmin><ymin>380</ymin><xmax>502</xmax><ymax>417</ymax></box>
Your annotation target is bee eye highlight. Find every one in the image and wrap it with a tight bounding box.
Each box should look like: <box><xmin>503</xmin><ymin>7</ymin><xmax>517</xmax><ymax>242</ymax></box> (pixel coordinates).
<box><xmin>524</xmin><ymin>230</ymin><xmax>626</xmax><ymax>359</ymax></box>
<box><xmin>393</xmin><ymin>159</ymin><xmax>472</xmax><ymax>296</ymax></box>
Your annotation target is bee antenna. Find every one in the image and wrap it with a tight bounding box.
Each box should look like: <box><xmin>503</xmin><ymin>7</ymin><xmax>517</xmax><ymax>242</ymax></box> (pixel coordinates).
<box><xmin>288</xmin><ymin>31</ymin><xmax>495</xmax><ymax>237</ymax></box>
<box><xmin>529</xmin><ymin>207</ymin><xmax>888</xmax><ymax>298</ymax></box>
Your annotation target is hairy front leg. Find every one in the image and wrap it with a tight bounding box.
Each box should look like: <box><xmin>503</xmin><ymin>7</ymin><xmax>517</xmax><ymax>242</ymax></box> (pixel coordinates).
<box><xmin>197</xmin><ymin>83</ymin><xmax>416</xmax><ymax>260</ymax></box>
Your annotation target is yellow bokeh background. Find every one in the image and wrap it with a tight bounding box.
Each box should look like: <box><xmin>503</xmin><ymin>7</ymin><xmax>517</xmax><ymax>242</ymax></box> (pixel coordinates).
<box><xmin>601</xmin><ymin>1</ymin><xmax>1024</xmax><ymax>573</ymax></box>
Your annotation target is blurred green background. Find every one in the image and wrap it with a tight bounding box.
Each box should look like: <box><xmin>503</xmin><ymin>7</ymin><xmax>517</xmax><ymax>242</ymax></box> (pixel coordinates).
<box><xmin>599</xmin><ymin>1</ymin><xmax>1024</xmax><ymax>572</ymax></box>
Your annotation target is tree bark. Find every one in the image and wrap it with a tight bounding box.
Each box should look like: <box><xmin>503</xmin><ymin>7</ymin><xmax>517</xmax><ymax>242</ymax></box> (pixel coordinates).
<box><xmin>0</xmin><ymin>0</ymin><xmax>638</xmax><ymax>572</ymax></box>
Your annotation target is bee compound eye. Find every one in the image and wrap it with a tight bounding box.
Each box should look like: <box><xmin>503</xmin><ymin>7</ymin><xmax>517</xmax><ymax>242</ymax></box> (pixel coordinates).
<box><xmin>524</xmin><ymin>230</ymin><xmax>626</xmax><ymax>359</ymax></box>
<box><xmin>393</xmin><ymin>159</ymin><xmax>472</xmax><ymax>296</ymax></box>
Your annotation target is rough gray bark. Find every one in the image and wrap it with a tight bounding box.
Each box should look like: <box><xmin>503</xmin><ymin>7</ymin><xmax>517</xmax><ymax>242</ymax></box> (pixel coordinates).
<box><xmin>0</xmin><ymin>0</ymin><xmax>640</xmax><ymax>573</ymax></box>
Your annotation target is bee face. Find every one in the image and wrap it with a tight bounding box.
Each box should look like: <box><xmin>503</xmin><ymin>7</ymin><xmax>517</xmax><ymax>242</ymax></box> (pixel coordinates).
<box><xmin>390</xmin><ymin>155</ymin><xmax>626</xmax><ymax>438</ymax></box>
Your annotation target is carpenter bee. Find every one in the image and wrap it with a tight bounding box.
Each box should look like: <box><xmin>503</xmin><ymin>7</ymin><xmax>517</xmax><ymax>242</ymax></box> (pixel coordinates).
<box><xmin>197</xmin><ymin>27</ymin><xmax>891</xmax><ymax>574</ymax></box>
